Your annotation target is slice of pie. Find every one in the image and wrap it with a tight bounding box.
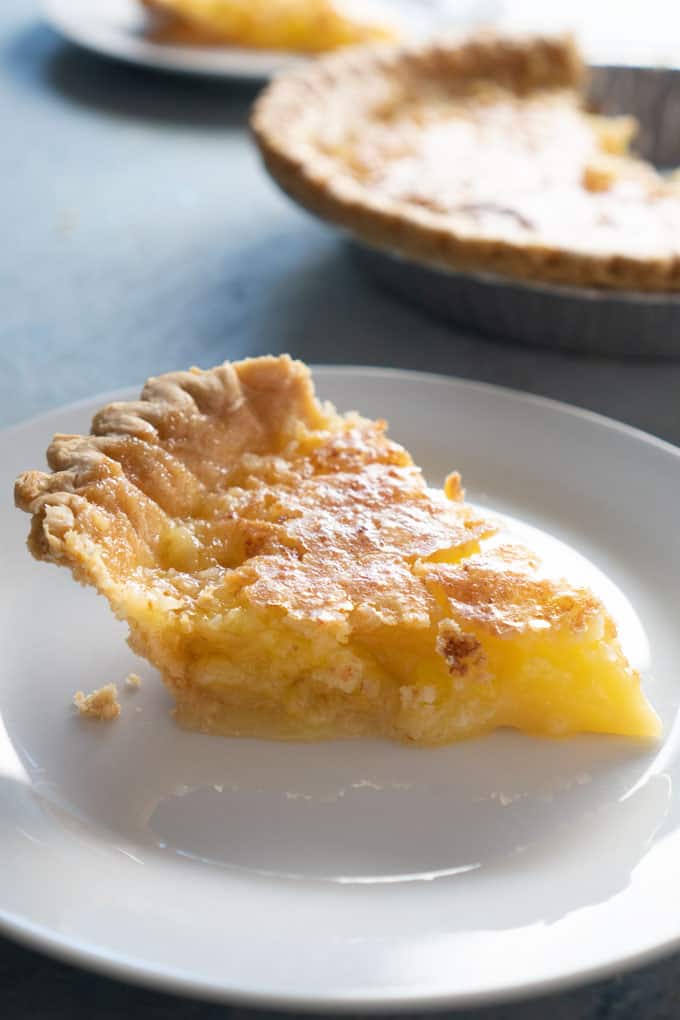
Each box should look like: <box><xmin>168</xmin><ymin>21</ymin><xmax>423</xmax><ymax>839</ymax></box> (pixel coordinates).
<box><xmin>15</xmin><ymin>356</ymin><xmax>660</xmax><ymax>744</ymax></box>
<box><xmin>141</xmin><ymin>0</ymin><xmax>398</xmax><ymax>52</ymax></box>
<box><xmin>252</xmin><ymin>33</ymin><xmax>680</xmax><ymax>291</ymax></box>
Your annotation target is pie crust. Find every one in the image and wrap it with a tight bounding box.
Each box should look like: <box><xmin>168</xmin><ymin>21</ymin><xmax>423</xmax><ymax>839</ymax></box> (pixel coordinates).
<box><xmin>252</xmin><ymin>33</ymin><xmax>680</xmax><ymax>291</ymax></box>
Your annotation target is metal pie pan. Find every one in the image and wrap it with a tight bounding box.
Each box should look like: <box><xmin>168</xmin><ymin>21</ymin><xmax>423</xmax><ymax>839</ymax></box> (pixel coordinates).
<box><xmin>351</xmin><ymin>64</ymin><xmax>680</xmax><ymax>359</ymax></box>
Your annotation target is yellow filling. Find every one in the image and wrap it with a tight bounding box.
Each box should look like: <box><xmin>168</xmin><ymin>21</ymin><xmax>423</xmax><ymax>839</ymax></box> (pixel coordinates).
<box><xmin>125</xmin><ymin>575</ymin><xmax>660</xmax><ymax>745</ymax></box>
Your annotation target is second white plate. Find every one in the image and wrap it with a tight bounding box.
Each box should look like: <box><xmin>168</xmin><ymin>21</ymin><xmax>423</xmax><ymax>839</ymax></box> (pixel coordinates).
<box><xmin>2</xmin><ymin>366</ymin><xmax>680</xmax><ymax>1010</ymax></box>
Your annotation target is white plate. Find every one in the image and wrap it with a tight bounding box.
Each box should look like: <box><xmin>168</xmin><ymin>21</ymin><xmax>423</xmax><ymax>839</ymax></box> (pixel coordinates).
<box><xmin>2</xmin><ymin>366</ymin><xmax>680</xmax><ymax>1011</ymax></box>
<box><xmin>41</xmin><ymin>0</ymin><xmax>495</xmax><ymax>81</ymax></box>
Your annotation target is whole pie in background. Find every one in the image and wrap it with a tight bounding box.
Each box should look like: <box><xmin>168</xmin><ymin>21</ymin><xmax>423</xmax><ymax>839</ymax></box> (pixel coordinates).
<box><xmin>15</xmin><ymin>356</ymin><xmax>660</xmax><ymax>744</ymax></box>
<box><xmin>252</xmin><ymin>33</ymin><xmax>680</xmax><ymax>291</ymax></box>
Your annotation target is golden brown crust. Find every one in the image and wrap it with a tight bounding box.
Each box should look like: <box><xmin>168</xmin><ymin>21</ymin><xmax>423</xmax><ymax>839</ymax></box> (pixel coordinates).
<box><xmin>252</xmin><ymin>33</ymin><xmax>680</xmax><ymax>292</ymax></box>
<box><xmin>15</xmin><ymin>356</ymin><xmax>327</xmax><ymax>569</ymax></box>
<box><xmin>14</xmin><ymin>355</ymin><xmax>492</xmax><ymax>628</ymax></box>
<box><xmin>9</xmin><ymin>355</ymin><xmax>616</xmax><ymax>642</ymax></box>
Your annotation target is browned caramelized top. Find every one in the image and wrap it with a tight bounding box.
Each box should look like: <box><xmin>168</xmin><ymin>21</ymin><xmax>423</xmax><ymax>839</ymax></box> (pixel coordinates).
<box><xmin>421</xmin><ymin>544</ymin><xmax>603</xmax><ymax>637</ymax></box>
<box><xmin>15</xmin><ymin>356</ymin><xmax>609</xmax><ymax>643</ymax></box>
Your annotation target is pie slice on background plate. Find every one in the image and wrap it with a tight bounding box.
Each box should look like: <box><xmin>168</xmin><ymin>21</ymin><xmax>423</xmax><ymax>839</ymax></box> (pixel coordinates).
<box><xmin>140</xmin><ymin>0</ymin><xmax>399</xmax><ymax>51</ymax></box>
<box><xmin>14</xmin><ymin>356</ymin><xmax>660</xmax><ymax>744</ymax></box>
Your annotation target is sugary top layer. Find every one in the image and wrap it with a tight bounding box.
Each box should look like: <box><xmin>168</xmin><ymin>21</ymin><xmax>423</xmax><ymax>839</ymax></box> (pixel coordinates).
<box><xmin>15</xmin><ymin>355</ymin><xmax>605</xmax><ymax>641</ymax></box>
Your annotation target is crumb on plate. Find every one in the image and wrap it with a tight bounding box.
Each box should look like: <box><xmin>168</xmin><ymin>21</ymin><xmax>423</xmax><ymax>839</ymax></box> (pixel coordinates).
<box><xmin>125</xmin><ymin>672</ymin><xmax>142</xmax><ymax>690</ymax></box>
<box><xmin>73</xmin><ymin>684</ymin><xmax>120</xmax><ymax>721</ymax></box>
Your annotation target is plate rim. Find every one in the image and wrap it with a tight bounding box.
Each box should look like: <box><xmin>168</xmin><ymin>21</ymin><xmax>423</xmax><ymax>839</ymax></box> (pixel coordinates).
<box><xmin>2</xmin><ymin>900</ymin><xmax>679</xmax><ymax>1014</ymax></box>
<box><xmin>3</xmin><ymin>363</ymin><xmax>680</xmax><ymax>1012</ymax></box>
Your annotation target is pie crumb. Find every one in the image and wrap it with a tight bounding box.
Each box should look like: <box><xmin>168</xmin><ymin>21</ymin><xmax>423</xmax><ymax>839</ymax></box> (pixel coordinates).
<box><xmin>125</xmin><ymin>672</ymin><xmax>142</xmax><ymax>690</ymax></box>
<box><xmin>73</xmin><ymin>684</ymin><xmax>120</xmax><ymax>721</ymax></box>
<box><xmin>581</xmin><ymin>161</ymin><xmax>617</xmax><ymax>193</ymax></box>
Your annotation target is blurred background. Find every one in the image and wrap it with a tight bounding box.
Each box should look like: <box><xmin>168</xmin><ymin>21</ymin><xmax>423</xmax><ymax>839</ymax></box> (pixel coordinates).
<box><xmin>2</xmin><ymin>0</ymin><xmax>680</xmax><ymax>429</ymax></box>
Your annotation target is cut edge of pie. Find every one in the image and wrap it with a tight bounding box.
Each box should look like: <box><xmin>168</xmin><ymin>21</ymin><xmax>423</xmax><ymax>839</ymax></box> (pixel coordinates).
<box><xmin>15</xmin><ymin>355</ymin><xmax>661</xmax><ymax>744</ymax></box>
<box><xmin>251</xmin><ymin>32</ymin><xmax>680</xmax><ymax>292</ymax></box>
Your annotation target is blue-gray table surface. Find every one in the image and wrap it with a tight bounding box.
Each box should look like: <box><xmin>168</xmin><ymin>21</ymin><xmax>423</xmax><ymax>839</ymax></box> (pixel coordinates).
<box><xmin>2</xmin><ymin>2</ymin><xmax>680</xmax><ymax>1017</ymax></box>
